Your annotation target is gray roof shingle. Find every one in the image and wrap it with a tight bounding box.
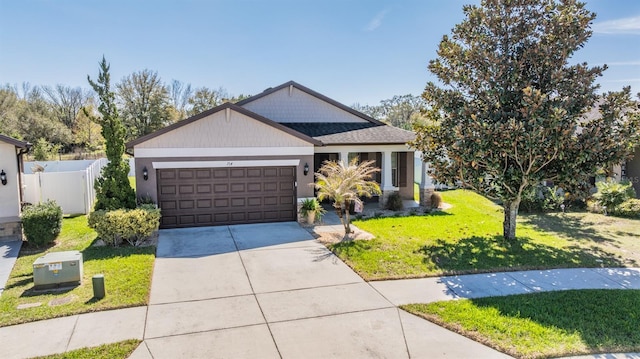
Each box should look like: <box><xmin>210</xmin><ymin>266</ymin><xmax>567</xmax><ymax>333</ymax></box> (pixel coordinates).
<box><xmin>282</xmin><ymin>122</ymin><xmax>415</xmax><ymax>145</ymax></box>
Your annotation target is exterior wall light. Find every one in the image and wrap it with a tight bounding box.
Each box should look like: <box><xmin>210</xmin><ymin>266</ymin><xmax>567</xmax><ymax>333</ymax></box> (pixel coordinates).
<box><xmin>0</xmin><ymin>170</ymin><xmax>6</xmax><ymax>185</ymax></box>
<box><xmin>303</xmin><ymin>163</ymin><xmax>309</xmax><ymax>176</ymax></box>
<box><xmin>142</xmin><ymin>166</ymin><xmax>149</xmax><ymax>181</ymax></box>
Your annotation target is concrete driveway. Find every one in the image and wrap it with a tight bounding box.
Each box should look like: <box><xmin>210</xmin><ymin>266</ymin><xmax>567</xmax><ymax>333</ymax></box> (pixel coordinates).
<box><xmin>130</xmin><ymin>222</ymin><xmax>509</xmax><ymax>359</ymax></box>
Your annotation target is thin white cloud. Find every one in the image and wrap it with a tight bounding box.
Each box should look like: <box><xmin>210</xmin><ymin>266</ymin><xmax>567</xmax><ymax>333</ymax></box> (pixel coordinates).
<box><xmin>365</xmin><ymin>10</ymin><xmax>389</xmax><ymax>32</ymax></box>
<box><xmin>603</xmin><ymin>78</ymin><xmax>640</xmax><ymax>83</ymax></box>
<box><xmin>592</xmin><ymin>15</ymin><xmax>640</xmax><ymax>35</ymax></box>
<box><xmin>606</xmin><ymin>61</ymin><xmax>640</xmax><ymax>66</ymax></box>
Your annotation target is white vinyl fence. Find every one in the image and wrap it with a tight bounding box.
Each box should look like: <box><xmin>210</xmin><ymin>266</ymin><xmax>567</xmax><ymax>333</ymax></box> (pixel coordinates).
<box><xmin>23</xmin><ymin>159</ymin><xmax>107</xmax><ymax>215</ymax></box>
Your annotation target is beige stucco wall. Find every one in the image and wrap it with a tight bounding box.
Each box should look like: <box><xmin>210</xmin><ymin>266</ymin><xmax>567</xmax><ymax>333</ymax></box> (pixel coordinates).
<box><xmin>0</xmin><ymin>142</ymin><xmax>20</xmax><ymax>218</ymax></box>
<box><xmin>137</xmin><ymin>109</ymin><xmax>311</xmax><ymax>149</ymax></box>
<box><xmin>241</xmin><ymin>86</ymin><xmax>369</xmax><ymax>123</ymax></box>
<box><xmin>134</xmin><ymin>155</ymin><xmax>315</xmax><ymax>204</ymax></box>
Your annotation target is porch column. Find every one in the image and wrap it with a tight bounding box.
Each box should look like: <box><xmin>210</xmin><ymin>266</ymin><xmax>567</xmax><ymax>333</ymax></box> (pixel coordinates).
<box><xmin>340</xmin><ymin>151</ymin><xmax>349</xmax><ymax>165</ymax></box>
<box><xmin>419</xmin><ymin>160</ymin><xmax>436</xmax><ymax>207</ymax></box>
<box><xmin>380</xmin><ymin>151</ymin><xmax>396</xmax><ymax>207</ymax></box>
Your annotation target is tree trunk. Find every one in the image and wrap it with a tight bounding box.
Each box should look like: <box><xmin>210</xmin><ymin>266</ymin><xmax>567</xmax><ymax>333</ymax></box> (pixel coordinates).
<box><xmin>503</xmin><ymin>199</ymin><xmax>520</xmax><ymax>243</ymax></box>
<box><xmin>344</xmin><ymin>209</ymin><xmax>352</xmax><ymax>235</ymax></box>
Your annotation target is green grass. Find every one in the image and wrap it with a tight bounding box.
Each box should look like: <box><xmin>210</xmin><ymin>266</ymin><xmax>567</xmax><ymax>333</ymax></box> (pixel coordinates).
<box><xmin>0</xmin><ymin>216</ymin><xmax>155</xmax><ymax>327</ymax></box>
<box><xmin>330</xmin><ymin>190</ymin><xmax>640</xmax><ymax>280</ymax></box>
<box><xmin>31</xmin><ymin>339</ymin><xmax>141</xmax><ymax>359</ymax></box>
<box><xmin>403</xmin><ymin>290</ymin><xmax>640</xmax><ymax>359</ymax></box>
<box><xmin>128</xmin><ymin>176</ymin><xmax>136</xmax><ymax>190</ymax></box>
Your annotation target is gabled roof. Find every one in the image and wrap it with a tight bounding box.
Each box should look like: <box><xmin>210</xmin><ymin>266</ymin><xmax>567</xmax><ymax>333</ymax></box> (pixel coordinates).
<box><xmin>236</xmin><ymin>81</ymin><xmax>385</xmax><ymax>126</ymax></box>
<box><xmin>126</xmin><ymin>102</ymin><xmax>323</xmax><ymax>148</ymax></box>
<box><xmin>282</xmin><ymin>123</ymin><xmax>415</xmax><ymax>145</ymax></box>
<box><xmin>0</xmin><ymin>134</ymin><xmax>30</xmax><ymax>148</ymax></box>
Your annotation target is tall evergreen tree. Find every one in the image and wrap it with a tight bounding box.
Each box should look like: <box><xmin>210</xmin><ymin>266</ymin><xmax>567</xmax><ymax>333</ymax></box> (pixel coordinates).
<box><xmin>411</xmin><ymin>0</ymin><xmax>640</xmax><ymax>242</ymax></box>
<box><xmin>87</xmin><ymin>57</ymin><xmax>136</xmax><ymax>210</ymax></box>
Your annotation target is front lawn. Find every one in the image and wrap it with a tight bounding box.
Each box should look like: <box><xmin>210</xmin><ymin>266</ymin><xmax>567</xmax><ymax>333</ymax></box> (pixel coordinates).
<box><xmin>31</xmin><ymin>340</ymin><xmax>141</xmax><ymax>359</ymax></box>
<box><xmin>403</xmin><ymin>290</ymin><xmax>640</xmax><ymax>358</ymax></box>
<box><xmin>330</xmin><ymin>190</ymin><xmax>640</xmax><ymax>280</ymax></box>
<box><xmin>0</xmin><ymin>216</ymin><xmax>155</xmax><ymax>327</ymax></box>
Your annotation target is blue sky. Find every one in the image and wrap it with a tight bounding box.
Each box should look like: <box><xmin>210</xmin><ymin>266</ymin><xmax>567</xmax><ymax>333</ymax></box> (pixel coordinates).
<box><xmin>0</xmin><ymin>0</ymin><xmax>638</xmax><ymax>106</ymax></box>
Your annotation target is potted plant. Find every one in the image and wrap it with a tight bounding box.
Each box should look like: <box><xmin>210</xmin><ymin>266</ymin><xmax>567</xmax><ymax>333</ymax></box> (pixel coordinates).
<box><xmin>300</xmin><ymin>198</ymin><xmax>326</xmax><ymax>224</ymax></box>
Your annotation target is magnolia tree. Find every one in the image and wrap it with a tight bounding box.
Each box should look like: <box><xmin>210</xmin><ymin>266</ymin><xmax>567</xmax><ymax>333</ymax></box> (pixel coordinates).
<box><xmin>411</xmin><ymin>0</ymin><xmax>640</xmax><ymax>242</ymax></box>
<box><xmin>314</xmin><ymin>159</ymin><xmax>381</xmax><ymax>235</ymax></box>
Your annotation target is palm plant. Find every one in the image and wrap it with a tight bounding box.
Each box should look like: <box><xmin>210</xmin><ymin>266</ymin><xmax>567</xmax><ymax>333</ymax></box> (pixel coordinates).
<box><xmin>314</xmin><ymin>158</ymin><xmax>381</xmax><ymax>235</ymax></box>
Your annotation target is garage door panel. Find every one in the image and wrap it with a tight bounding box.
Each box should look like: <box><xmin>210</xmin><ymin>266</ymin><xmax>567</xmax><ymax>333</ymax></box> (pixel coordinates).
<box><xmin>264</xmin><ymin>182</ymin><xmax>277</xmax><ymax>191</ymax></box>
<box><xmin>179</xmin><ymin>170</ymin><xmax>194</xmax><ymax>179</ymax></box>
<box><xmin>197</xmin><ymin>214</ymin><xmax>212</xmax><ymax>223</ymax></box>
<box><xmin>197</xmin><ymin>199</ymin><xmax>212</xmax><ymax>208</ymax></box>
<box><xmin>280</xmin><ymin>167</ymin><xmax>295</xmax><ymax>176</ymax></box>
<box><xmin>280</xmin><ymin>182</ymin><xmax>294</xmax><ymax>191</ymax></box>
<box><xmin>179</xmin><ymin>200</ymin><xmax>195</xmax><ymax>209</ymax></box>
<box><xmin>231</xmin><ymin>198</ymin><xmax>245</xmax><ymax>207</ymax></box>
<box><xmin>247</xmin><ymin>183</ymin><xmax>262</xmax><ymax>192</ymax></box>
<box><xmin>197</xmin><ymin>184</ymin><xmax>211</xmax><ymax>193</ymax></box>
<box><xmin>160</xmin><ymin>185</ymin><xmax>177</xmax><ymax>195</ymax></box>
<box><xmin>179</xmin><ymin>215</ymin><xmax>195</xmax><ymax>225</ymax></box>
<box><xmin>214</xmin><ymin>198</ymin><xmax>229</xmax><ymax>207</ymax></box>
<box><xmin>196</xmin><ymin>169</ymin><xmax>211</xmax><ymax>179</ymax></box>
<box><xmin>263</xmin><ymin>168</ymin><xmax>278</xmax><ymax>177</ymax></box>
<box><xmin>157</xmin><ymin>166</ymin><xmax>296</xmax><ymax>228</ymax></box>
<box><xmin>230</xmin><ymin>169</ymin><xmax>245</xmax><ymax>178</ymax></box>
<box><xmin>159</xmin><ymin>170</ymin><xmax>177</xmax><ymax>180</ymax></box>
<box><xmin>213</xmin><ymin>169</ymin><xmax>229</xmax><ymax>178</ymax></box>
<box><xmin>248</xmin><ymin>197</ymin><xmax>262</xmax><ymax>206</ymax></box>
<box><xmin>247</xmin><ymin>168</ymin><xmax>261</xmax><ymax>177</ymax></box>
<box><xmin>230</xmin><ymin>183</ymin><xmax>245</xmax><ymax>192</ymax></box>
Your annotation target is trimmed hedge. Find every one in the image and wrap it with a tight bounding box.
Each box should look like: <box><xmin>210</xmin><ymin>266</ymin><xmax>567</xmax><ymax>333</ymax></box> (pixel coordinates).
<box><xmin>88</xmin><ymin>205</ymin><xmax>161</xmax><ymax>246</ymax></box>
<box><xmin>21</xmin><ymin>200</ymin><xmax>63</xmax><ymax>246</ymax></box>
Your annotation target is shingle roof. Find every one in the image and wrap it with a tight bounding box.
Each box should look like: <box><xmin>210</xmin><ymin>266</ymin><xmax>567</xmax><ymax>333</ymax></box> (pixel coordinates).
<box><xmin>0</xmin><ymin>134</ymin><xmax>30</xmax><ymax>148</ymax></box>
<box><xmin>282</xmin><ymin>122</ymin><xmax>415</xmax><ymax>145</ymax></box>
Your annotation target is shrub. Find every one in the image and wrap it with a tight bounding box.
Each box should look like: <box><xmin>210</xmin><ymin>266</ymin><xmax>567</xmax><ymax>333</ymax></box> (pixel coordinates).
<box><xmin>430</xmin><ymin>192</ymin><xmax>442</xmax><ymax>210</ymax></box>
<box><xmin>21</xmin><ymin>200</ymin><xmax>63</xmax><ymax>246</ymax></box>
<box><xmin>386</xmin><ymin>192</ymin><xmax>403</xmax><ymax>211</ymax></box>
<box><xmin>610</xmin><ymin>199</ymin><xmax>640</xmax><ymax>219</ymax></box>
<box><xmin>521</xmin><ymin>184</ymin><xmax>565</xmax><ymax>213</ymax></box>
<box><xmin>594</xmin><ymin>179</ymin><xmax>636</xmax><ymax>211</ymax></box>
<box><xmin>88</xmin><ymin>206</ymin><xmax>161</xmax><ymax>246</ymax></box>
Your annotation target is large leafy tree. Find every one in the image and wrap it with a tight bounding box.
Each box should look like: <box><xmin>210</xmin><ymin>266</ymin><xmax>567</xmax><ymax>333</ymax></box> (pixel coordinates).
<box><xmin>117</xmin><ymin>69</ymin><xmax>172</xmax><ymax>139</ymax></box>
<box><xmin>314</xmin><ymin>159</ymin><xmax>381</xmax><ymax>235</ymax></box>
<box><xmin>411</xmin><ymin>0</ymin><xmax>640</xmax><ymax>242</ymax></box>
<box><xmin>87</xmin><ymin>57</ymin><xmax>136</xmax><ymax>210</ymax></box>
<box><xmin>187</xmin><ymin>87</ymin><xmax>227</xmax><ymax>116</ymax></box>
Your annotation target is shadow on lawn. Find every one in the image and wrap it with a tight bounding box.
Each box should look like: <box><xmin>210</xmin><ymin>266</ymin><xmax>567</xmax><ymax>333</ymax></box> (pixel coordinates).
<box><xmin>470</xmin><ymin>289</ymin><xmax>640</xmax><ymax>351</ymax></box>
<box><xmin>418</xmin><ymin>235</ymin><xmax>625</xmax><ymax>274</ymax></box>
<box><xmin>520</xmin><ymin>213</ymin><xmax>625</xmax><ymax>243</ymax></box>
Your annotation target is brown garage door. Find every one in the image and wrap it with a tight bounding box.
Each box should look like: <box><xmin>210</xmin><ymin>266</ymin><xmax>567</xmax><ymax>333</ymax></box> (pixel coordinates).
<box><xmin>157</xmin><ymin>166</ymin><xmax>297</xmax><ymax>228</ymax></box>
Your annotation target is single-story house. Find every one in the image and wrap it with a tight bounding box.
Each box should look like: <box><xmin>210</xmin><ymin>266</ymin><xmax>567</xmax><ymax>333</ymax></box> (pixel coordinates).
<box><xmin>127</xmin><ymin>81</ymin><xmax>418</xmax><ymax>228</ymax></box>
<box><xmin>0</xmin><ymin>134</ymin><xmax>30</xmax><ymax>240</ymax></box>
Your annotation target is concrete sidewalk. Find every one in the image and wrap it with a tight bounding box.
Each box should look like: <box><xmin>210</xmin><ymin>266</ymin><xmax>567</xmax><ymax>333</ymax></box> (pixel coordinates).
<box><xmin>0</xmin><ymin>240</ymin><xmax>22</xmax><ymax>296</ymax></box>
<box><xmin>371</xmin><ymin>267</ymin><xmax>640</xmax><ymax>306</ymax></box>
<box><xmin>1</xmin><ymin>221</ymin><xmax>639</xmax><ymax>359</ymax></box>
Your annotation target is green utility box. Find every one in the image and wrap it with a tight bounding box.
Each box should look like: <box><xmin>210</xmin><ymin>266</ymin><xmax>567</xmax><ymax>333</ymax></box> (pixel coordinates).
<box><xmin>33</xmin><ymin>251</ymin><xmax>83</xmax><ymax>289</ymax></box>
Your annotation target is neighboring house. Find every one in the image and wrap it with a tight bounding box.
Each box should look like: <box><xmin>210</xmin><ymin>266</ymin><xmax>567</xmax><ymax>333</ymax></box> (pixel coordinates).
<box><xmin>127</xmin><ymin>81</ymin><xmax>417</xmax><ymax>229</ymax></box>
<box><xmin>0</xmin><ymin>134</ymin><xmax>30</xmax><ymax>241</ymax></box>
<box><xmin>621</xmin><ymin>147</ymin><xmax>640</xmax><ymax>198</ymax></box>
